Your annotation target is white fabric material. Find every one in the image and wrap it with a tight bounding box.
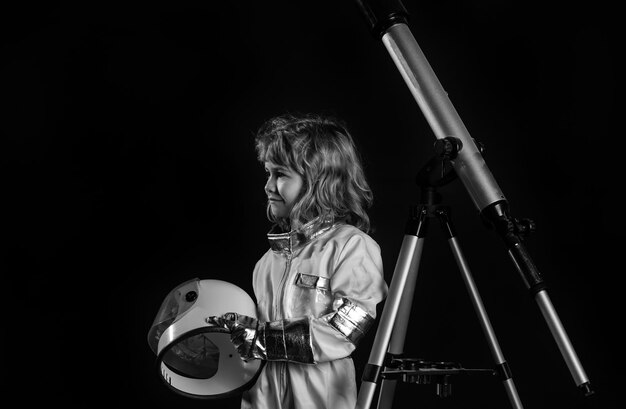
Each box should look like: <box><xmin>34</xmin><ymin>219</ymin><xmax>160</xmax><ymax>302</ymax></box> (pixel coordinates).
<box><xmin>243</xmin><ymin>224</ymin><xmax>388</xmax><ymax>409</ymax></box>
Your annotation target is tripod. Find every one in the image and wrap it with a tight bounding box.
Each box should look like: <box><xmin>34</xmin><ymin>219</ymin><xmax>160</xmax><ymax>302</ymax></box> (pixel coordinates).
<box><xmin>353</xmin><ymin>2</ymin><xmax>592</xmax><ymax>408</ymax></box>
<box><xmin>363</xmin><ymin>145</ymin><xmax>524</xmax><ymax>409</ymax></box>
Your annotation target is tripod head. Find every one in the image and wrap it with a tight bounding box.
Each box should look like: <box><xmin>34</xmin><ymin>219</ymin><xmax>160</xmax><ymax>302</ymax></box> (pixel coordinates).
<box><xmin>415</xmin><ymin>137</ymin><xmax>462</xmax><ymax>190</ymax></box>
<box><xmin>415</xmin><ymin>137</ymin><xmax>537</xmax><ymax>240</ymax></box>
<box><xmin>414</xmin><ymin>137</ymin><xmax>463</xmax><ymax>208</ymax></box>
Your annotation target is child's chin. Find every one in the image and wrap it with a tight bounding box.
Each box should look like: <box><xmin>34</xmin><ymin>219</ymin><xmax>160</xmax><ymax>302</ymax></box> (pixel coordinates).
<box><xmin>271</xmin><ymin>212</ymin><xmax>289</xmax><ymax>220</ymax></box>
<box><xmin>270</xmin><ymin>207</ymin><xmax>287</xmax><ymax>219</ymax></box>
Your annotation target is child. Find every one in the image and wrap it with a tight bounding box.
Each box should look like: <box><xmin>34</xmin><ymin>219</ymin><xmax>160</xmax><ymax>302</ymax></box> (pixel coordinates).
<box><xmin>211</xmin><ymin>113</ymin><xmax>388</xmax><ymax>409</ymax></box>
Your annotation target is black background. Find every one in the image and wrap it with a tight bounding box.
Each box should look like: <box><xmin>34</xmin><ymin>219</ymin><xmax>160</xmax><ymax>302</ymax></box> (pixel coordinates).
<box><xmin>2</xmin><ymin>1</ymin><xmax>620</xmax><ymax>408</ymax></box>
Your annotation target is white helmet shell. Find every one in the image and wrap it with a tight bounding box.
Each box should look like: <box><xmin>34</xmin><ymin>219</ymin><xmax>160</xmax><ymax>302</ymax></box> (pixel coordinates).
<box><xmin>147</xmin><ymin>278</ymin><xmax>263</xmax><ymax>399</ymax></box>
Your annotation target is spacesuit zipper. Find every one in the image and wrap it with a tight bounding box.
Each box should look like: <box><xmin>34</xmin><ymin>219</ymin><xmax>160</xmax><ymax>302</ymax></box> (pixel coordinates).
<box><xmin>275</xmin><ymin>251</ymin><xmax>292</xmax><ymax>319</ymax></box>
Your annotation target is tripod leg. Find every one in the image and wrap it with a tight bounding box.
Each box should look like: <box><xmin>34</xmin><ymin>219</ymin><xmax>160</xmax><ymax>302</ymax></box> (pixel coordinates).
<box><xmin>438</xmin><ymin>208</ymin><xmax>525</xmax><ymax>409</ymax></box>
<box><xmin>356</xmin><ymin>208</ymin><xmax>428</xmax><ymax>409</ymax></box>
<box><xmin>376</xmin><ymin>225</ymin><xmax>425</xmax><ymax>409</ymax></box>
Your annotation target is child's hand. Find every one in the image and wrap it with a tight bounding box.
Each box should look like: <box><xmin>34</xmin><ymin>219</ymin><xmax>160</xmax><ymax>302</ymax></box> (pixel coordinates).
<box><xmin>208</xmin><ymin>313</ymin><xmax>261</xmax><ymax>361</ymax></box>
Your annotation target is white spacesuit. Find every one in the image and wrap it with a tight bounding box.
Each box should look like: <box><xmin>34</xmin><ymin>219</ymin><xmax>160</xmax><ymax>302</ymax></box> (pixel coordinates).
<box><xmin>233</xmin><ymin>216</ymin><xmax>388</xmax><ymax>409</ymax></box>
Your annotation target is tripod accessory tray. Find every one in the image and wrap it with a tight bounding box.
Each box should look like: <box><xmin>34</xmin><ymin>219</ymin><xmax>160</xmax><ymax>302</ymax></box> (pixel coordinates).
<box><xmin>382</xmin><ymin>358</ymin><xmax>496</xmax><ymax>397</ymax></box>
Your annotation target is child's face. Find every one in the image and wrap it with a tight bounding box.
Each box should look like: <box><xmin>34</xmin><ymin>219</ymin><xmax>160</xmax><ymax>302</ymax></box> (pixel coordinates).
<box><xmin>264</xmin><ymin>161</ymin><xmax>303</xmax><ymax>220</ymax></box>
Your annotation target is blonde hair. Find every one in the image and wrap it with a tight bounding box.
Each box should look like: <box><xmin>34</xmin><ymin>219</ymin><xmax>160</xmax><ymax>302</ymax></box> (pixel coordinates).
<box><xmin>255</xmin><ymin>113</ymin><xmax>373</xmax><ymax>232</ymax></box>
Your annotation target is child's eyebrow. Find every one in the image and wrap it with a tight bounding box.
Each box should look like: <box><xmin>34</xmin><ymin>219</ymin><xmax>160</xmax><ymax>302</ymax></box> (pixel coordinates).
<box><xmin>266</xmin><ymin>164</ymin><xmax>289</xmax><ymax>172</ymax></box>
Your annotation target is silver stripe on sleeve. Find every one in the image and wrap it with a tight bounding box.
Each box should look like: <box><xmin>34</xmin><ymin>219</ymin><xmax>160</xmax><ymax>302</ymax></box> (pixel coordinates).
<box><xmin>328</xmin><ymin>298</ymin><xmax>374</xmax><ymax>345</ymax></box>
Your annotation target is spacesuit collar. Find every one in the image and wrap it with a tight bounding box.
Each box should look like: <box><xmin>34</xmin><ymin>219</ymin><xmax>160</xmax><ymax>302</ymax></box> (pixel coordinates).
<box><xmin>267</xmin><ymin>215</ymin><xmax>335</xmax><ymax>254</ymax></box>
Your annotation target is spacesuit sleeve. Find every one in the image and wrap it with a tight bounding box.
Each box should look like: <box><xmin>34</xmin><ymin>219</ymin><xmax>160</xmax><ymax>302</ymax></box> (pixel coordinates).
<box><xmin>309</xmin><ymin>232</ymin><xmax>388</xmax><ymax>363</ymax></box>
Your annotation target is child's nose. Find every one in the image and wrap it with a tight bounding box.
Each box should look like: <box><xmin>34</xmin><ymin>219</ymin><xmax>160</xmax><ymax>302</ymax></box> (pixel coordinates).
<box><xmin>265</xmin><ymin>176</ymin><xmax>276</xmax><ymax>193</ymax></box>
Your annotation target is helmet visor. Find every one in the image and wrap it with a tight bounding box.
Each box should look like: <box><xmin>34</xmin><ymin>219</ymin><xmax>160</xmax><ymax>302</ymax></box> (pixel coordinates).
<box><xmin>147</xmin><ymin>278</ymin><xmax>201</xmax><ymax>355</ymax></box>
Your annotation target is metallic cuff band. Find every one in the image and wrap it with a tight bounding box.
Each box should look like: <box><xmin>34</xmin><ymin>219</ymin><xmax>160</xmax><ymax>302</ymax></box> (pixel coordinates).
<box><xmin>329</xmin><ymin>298</ymin><xmax>374</xmax><ymax>345</ymax></box>
<box><xmin>260</xmin><ymin>318</ymin><xmax>314</xmax><ymax>363</ymax></box>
